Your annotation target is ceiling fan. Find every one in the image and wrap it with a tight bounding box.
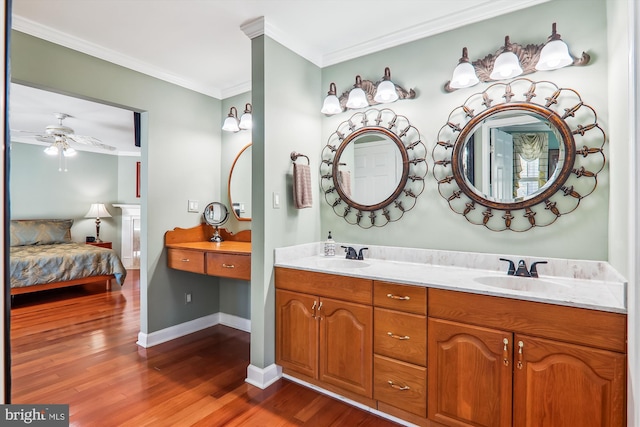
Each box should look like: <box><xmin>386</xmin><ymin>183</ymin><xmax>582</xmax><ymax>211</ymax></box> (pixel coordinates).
<box><xmin>12</xmin><ymin>112</ymin><xmax>117</xmax><ymax>171</ymax></box>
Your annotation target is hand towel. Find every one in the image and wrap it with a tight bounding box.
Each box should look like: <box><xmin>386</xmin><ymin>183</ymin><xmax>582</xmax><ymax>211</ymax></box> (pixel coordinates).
<box><xmin>339</xmin><ymin>170</ymin><xmax>352</xmax><ymax>199</ymax></box>
<box><xmin>293</xmin><ymin>163</ymin><xmax>313</xmax><ymax>209</ymax></box>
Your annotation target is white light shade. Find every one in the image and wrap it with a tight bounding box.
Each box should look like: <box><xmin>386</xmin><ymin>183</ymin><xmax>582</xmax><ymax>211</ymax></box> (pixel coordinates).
<box><xmin>535</xmin><ymin>40</ymin><xmax>573</xmax><ymax>70</ymax></box>
<box><xmin>450</xmin><ymin>62</ymin><xmax>480</xmax><ymax>88</ymax></box>
<box><xmin>222</xmin><ymin>116</ymin><xmax>240</xmax><ymax>132</ymax></box>
<box><xmin>238</xmin><ymin>112</ymin><xmax>252</xmax><ymax>130</ymax></box>
<box><xmin>44</xmin><ymin>145</ymin><xmax>59</xmax><ymax>155</ymax></box>
<box><xmin>321</xmin><ymin>94</ymin><xmax>342</xmax><ymax>115</ymax></box>
<box><xmin>346</xmin><ymin>87</ymin><xmax>368</xmax><ymax>109</ymax></box>
<box><xmin>374</xmin><ymin>80</ymin><xmax>398</xmax><ymax>103</ymax></box>
<box><xmin>490</xmin><ymin>51</ymin><xmax>523</xmax><ymax>80</ymax></box>
<box><xmin>85</xmin><ymin>203</ymin><xmax>112</xmax><ymax>219</ymax></box>
<box><xmin>63</xmin><ymin>147</ymin><xmax>77</xmax><ymax>157</ymax></box>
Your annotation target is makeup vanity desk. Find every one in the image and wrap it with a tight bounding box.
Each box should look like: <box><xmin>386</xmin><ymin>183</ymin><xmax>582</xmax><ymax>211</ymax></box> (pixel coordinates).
<box><xmin>165</xmin><ymin>224</ymin><xmax>251</xmax><ymax>280</ymax></box>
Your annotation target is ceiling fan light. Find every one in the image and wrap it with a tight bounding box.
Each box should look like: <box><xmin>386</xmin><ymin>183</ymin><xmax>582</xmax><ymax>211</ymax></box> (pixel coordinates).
<box><xmin>490</xmin><ymin>51</ymin><xmax>523</xmax><ymax>80</ymax></box>
<box><xmin>63</xmin><ymin>147</ymin><xmax>77</xmax><ymax>157</ymax></box>
<box><xmin>536</xmin><ymin>40</ymin><xmax>573</xmax><ymax>70</ymax></box>
<box><xmin>44</xmin><ymin>145</ymin><xmax>59</xmax><ymax>156</ymax></box>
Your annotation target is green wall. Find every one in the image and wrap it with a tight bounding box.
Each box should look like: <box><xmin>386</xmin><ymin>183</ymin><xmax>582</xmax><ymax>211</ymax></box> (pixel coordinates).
<box><xmin>319</xmin><ymin>0</ymin><xmax>609</xmax><ymax>261</ymax></box>
<box><xmin>10</xmin><ymin>30</ymin><xmax>223</xmax><ymax>334</ymax></box>
<box><xmin>10</xmin><ymin>142</ymin><xmax>122</xmax><ymax>248</ymax></box>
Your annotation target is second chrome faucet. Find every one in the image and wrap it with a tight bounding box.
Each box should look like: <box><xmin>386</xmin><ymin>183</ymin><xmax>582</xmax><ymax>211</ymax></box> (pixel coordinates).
<box><xmin>499</xmin><ymin>258</ymin><xmax>547</xmax><ymax>278</ymax></box>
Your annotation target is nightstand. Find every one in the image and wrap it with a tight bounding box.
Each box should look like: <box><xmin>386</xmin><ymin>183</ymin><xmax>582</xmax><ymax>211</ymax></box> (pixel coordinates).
<box><xmin>86</xmin><ymin>241</ymin><xmax>112</xmax><ymax>249</ymax></box>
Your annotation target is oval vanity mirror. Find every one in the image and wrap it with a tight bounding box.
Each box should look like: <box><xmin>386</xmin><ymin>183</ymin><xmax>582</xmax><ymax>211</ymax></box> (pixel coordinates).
<box><xmin>321</xmin><ymin>108</ymin><xmax>427</xmax><ymax>228</ymax></box>
<box><xmin>203</xmin><ymin>202</ymin><xmax>229</xmax><ymax>242</ymax></box>
<box><xmin>433</xmin><ymin>78</ymin><xmax>606</xmax><ymax>232</ymax></box>
<box><xmin>228</xmin><ymin>143</ymin><xmax>252</xmax><ymax>221</ymax></box>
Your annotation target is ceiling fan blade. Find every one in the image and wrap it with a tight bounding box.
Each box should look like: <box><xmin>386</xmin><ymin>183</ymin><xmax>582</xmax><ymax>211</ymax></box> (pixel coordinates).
<box><xmin>67</xmin><ymin>134</ymin><xmax>117</xmax><ymax>151</ymax></box>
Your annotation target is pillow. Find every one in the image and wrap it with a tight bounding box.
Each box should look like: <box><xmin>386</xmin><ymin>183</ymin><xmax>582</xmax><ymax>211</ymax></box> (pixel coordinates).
<box><xmin>10</xmin><ymin>219</ymin><xmax>74</xmax><ymax>246</ymax></box>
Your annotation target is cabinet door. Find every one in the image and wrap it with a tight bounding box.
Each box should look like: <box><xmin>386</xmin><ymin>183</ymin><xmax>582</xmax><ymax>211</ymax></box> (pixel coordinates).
<box><xmin>275</xmin><ymin>290</ymin><xmax>318</xmax><ymax>379</ymax></box>
<box><xmin>428</xmin><ymin>318</ymin><xmax>512</xmax><ymax>427</ymax></box>
<box><xmin>318</xmin><ymin>297</ymin><xmax>373</xmax><ymax>398</ymax></box>
<box><xmin>513</xmin><ymin>334</ymin><xmax>626</xmax><ymax>427</ymax></box>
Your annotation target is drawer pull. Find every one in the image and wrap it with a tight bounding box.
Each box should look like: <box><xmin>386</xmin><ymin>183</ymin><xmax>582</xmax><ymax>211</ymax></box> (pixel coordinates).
<box><xmin>387</xmin><ymin>380</ymin><xmax>410</xmax><ymax>391</ymax></box>
<box><xmin>387</xmin><ymin>332</ymin><xmax>410</xmax><ymax>340</ymax></box>
<box><xmin>503</xmin><ymin>338</ymin><xmax>510</xmax><ymax>366</ymax></box>
<box><xmin>386</xmin><ymin>293</ymin><xmax>410</xmax><ymax>301</ymax></box>
<box><xmin>181</xmin><ymin>258</ymin><xmax>190</xmax><ymax>262</ymax></box>
<box><xmin>517</xmin><ymin>341</ymin><xmax>524</xmax><ymax>370</ymax></box>
<box><xmin>222</xmin><ymin>264</ymin><xmax>235</xmax><ymax>268</ymax></box>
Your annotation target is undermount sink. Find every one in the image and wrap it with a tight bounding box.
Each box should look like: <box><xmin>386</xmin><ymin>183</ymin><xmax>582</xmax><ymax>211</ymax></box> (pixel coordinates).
<box><xmin>474</xmin><ymin>275</ymin><xmax>570</xmax><ymax>293</ymax></box>
<box><xmin>317</xmin><ymin>258</ymin><xmax>370</xmax><ymax>269</ymax></box>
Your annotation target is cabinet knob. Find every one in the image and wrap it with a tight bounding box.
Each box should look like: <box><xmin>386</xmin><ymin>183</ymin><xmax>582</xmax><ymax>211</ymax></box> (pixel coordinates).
<box><xmin>386</xmin><ymin>293</ymin><xmax>410</xmax><ymax>301</ymax></box>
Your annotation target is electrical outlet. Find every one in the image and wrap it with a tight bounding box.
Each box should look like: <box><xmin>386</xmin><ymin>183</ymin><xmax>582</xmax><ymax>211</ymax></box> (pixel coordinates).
<box><xmin>188</xmin><ymin>200</ymin><xmax>199</xmax><ymax>212</ymax></box>
<box><xmin>272</xmin><ymin>192</ymin><xmax>280</xmax><ymax>209</ymax></box>
<box><xmin>185</xmin><ymin>293</ymin><xmax>192</xmax><ymax>304</ymax></box>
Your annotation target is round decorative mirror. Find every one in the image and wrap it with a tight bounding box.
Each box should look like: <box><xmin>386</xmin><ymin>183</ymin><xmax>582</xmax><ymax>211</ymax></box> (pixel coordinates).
<box><xmin>228</xmin><ymin>143</ymin><xmax>252</xmax><ymax>221</ymax></box>
<box><xmin>321</xmin><ymin>108</ymin><xmax>427</xmax><ymax>228</ymax></box>
<box><xmin>203</xmin><ymin>202</ymin><xmax>229</xmax><ymax>241</ymax></box>
<box><xmin>433</xmin><ymin>78</ymin><xmax>605</xmax><ymax>231</ymax></box>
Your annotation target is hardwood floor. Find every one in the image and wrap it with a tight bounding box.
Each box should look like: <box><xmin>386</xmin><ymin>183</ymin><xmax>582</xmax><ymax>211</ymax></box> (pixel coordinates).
<box><xmin>10</xmin><ymin>271</ymin><xmax>399</xmax><ymax>426</ymax></box>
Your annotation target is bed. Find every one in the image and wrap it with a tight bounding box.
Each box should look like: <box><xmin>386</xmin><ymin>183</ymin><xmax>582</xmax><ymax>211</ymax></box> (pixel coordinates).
<box><xmin>9</xmin><ymin>219</ymin><xmax>127</xmax><ymax>295</ymax></box>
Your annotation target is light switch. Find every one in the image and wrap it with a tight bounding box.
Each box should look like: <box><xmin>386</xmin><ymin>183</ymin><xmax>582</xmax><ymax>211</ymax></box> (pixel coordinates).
<box><xmin>188</xmin><ymin>200</ymin><xmax>199</xmax><ymax>212</ymax></box>
<box><xmin>272</xmin><ymin>192</ymin><xmax>280</xmax><ymax>209</ymax></box>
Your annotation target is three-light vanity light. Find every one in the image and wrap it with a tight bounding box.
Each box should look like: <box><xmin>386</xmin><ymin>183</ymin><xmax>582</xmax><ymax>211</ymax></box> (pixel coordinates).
<box><xmin>321</xmin><ymin>67</ymin><xmax>415</xmax><ymax>115</ymax></box>
<box><xmin>445</xmin><ymin>23</ymin><xmax>590</xmax><ymax>92</ymax></box>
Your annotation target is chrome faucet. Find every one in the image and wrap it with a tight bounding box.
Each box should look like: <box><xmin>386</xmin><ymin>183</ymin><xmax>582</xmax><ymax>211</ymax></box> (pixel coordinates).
<box><xmin>500</xmin><ymin>258</ymin><xmax>547</xmax><ymax>278</ymax></box>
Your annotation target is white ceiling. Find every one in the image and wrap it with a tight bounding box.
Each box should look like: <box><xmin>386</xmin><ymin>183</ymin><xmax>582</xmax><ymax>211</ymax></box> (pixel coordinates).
<box><xmin>9</xmin><ymin>0</ymin><xmax>550</xmax><ymax>155</ymax></box>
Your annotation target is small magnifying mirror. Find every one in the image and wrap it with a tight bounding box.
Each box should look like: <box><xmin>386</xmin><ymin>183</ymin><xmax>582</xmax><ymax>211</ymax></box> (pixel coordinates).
<box><xmin>202</xmin><ymin>202</ymin><xmax>229</xmax><ymax>242</ymax></box>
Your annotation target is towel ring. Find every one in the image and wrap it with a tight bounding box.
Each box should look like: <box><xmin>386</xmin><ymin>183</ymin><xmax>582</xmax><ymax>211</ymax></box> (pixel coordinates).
<box><xmin>290</xmin><ymin>152</ymin><xmax>310</xmax><ymax>165</ymax></box>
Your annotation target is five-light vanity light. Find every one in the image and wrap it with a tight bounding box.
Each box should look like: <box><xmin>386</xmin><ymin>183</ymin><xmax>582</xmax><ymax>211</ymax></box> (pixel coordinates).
<box><xmin>222</xmin><ymin>103</ymin><xmax>252</xmax><ymax>132</ymax></box>
<box><xmin>446</xmin><ymin>22</ymin><xmax>589</xmax><ymax>91</ymax></box>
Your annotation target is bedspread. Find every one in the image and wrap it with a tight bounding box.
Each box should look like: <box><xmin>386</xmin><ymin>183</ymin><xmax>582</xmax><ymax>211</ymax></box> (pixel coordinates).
<box><xmin>10</xmin><ymin>242</ymin><xmax>127</xmax><ymax>289</ymax></box>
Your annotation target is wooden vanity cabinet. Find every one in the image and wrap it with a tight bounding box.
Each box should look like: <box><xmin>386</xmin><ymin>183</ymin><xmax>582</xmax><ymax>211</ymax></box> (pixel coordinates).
<box><xmin>373</xmin><ymin>281</ymin><xmax>427</xmax><ymax>419</ymax></box>
<box><xmin>275</xmin><ymin>267</ymin><xmax>373</xmax><ymax>399</ymax></box>
<box><xmin>428</xmin><ymin>289</ymin><xmax>627</xmax><ymax>427</ymax></box>
<box><xmin>167</xmin><ymin>248</ymin><xmax>205</xmax><ymax>274</ymax></box>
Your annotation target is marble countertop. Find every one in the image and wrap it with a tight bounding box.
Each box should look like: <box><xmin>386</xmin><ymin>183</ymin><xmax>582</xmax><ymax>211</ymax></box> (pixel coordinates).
<box><xmin>274</xmin><ymin>243</ymin><xmax>627</xmax><ymax>314</ymax></box>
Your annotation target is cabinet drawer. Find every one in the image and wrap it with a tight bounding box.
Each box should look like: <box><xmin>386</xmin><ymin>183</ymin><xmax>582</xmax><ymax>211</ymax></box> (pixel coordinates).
<box><xmin>374</xmin><ymin>354</ymin><xmax>427</xmax><ymax>418</ymax></box>
<box><xmin>374</xmin><ymin>308</ymin><xmax>426</xmax><ymax>366</ymax></box>
<box><xmin>167</xmin><ymin>248</ymin><xmax>205</xmax><ymax>274</ymax></box>
<box><xmin>429</xmin><ymin>288</ymin><xmax>627</xmax><ymax>353</ymax></box>
<box><xmin>374</xmin><ymin>281</ymin><xmax>427</xmax><ymax>314</ymax></box>
<box><xmin>206</xmin><ymin>253</ymin><xmax>250</xmax><ymax>280</ymax></box>
<box><xmin>275</xmin><ymin>267</ymin><xmax>372</xmax><ymax>304</ymax></box>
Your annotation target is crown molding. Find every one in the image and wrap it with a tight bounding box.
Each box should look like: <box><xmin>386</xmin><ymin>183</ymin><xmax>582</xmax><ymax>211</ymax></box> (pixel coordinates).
<box><xmin>322</xmin><ymin>0</ymin><xmax>551</xmax><ymax>67</ymax></box>
<box><xmin>12</xmin><ymin>15</ymin><xmax>222</xmax><ymax>99</ymax></box>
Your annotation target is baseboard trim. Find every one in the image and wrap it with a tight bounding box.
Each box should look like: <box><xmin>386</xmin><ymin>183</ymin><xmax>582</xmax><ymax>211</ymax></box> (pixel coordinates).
<box><xmin>137</xmin><ymin>312</ymin><xmax>251</xmax><ymax>348</ymax></box>
<box><xmin>282</xmin><ymin>374</ymin><xmax>416</xmax><ymax>427</ymax></box>
<box><xmin>245</xmin><ymin>364</ymin><xmax>282</xmax><ymax>389</ymax></box>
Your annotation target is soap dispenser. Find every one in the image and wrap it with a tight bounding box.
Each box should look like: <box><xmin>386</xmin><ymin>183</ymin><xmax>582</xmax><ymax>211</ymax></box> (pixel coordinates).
<box><xmin>324</xmin><ymin>231</ymin><xmax>336</xmax><ymax>257</ymax></box>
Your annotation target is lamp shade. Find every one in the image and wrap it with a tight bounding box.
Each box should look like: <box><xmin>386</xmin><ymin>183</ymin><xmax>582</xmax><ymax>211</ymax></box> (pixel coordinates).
<box><xmin>346</xmin><ymin>75</ymin><xmax>369</xmax><ymax>109</ymax></box>
<box><xmin>85</xmin><ymin>203</ymin><xmax>112</xmax><ymax>219</ymax></box>
<box><xmin>222</xmin><ymin>106</ymin><xmax>240</xmax><ymax>132</ymax></box>
<box><xmin>63</xmin><ymin>147</ymin><xmax>77</xmax><ymax>157</ymax></box>
<box><xmin>450</xmin><ymin>61</ymin><xmax>479</xmax><ymax>89</ymax></box>
<box><xmin>490</xmin><ymin>51</ymin><xmax>523</xmax><ymax>80</ymax></box>
<box><xmin>44</xmin><ymin>145</ymin><xmax>59</xmax><ymax>156</ymax></box>
<box><xmin>374</xmin><ymin>67</ymin><xmax>398</xmax><ymax>103</ymax></box>
<box><xmin>238</xmin><ymin>103</ymin><xmax>252</xmax><ymax>130</ymax></box>
<box><xmin>321</xmin><ymin>94</ymin><xmax>342</xmax><ymax>115</ymax></box>
<box><xmin>535</xmin><ymin>39</ymin><xmax>573</xmax><ymax>70</ymax></box>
